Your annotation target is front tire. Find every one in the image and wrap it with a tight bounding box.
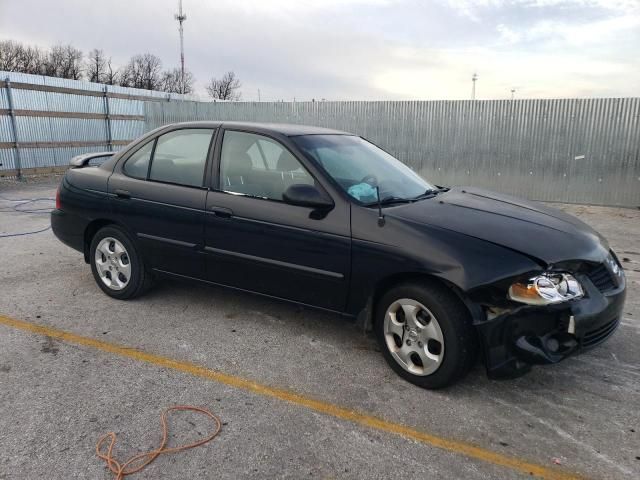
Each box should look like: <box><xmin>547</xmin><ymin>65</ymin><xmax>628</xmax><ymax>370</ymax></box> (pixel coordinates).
<box><xmin>89</xmin><ymin>225</ymin><xmax>153</xmax><ymax>299</ymax></box>
<box><xmin>375</xmin><ymin>281</ymin><xmax>478</xmax><ymax>389</ymax></box>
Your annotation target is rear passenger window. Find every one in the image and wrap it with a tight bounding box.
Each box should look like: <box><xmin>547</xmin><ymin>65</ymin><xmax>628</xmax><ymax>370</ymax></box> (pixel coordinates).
<box><xmin>123</xmin><ymin>141</ymin><xmax>154</xmax><ymax>179</ymax></box>
<box><xmin>220</xmin><ymin>131</ymin><xmax>314</xmax><ymax>201</ymax></box>
<box><xmin>149</xmin><ymin>129</ymin><xmax>214</xmax><ymax>187</ymax></box>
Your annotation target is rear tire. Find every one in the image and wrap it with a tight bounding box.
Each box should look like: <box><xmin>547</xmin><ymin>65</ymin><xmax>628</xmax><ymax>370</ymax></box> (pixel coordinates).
<box><xmin>89</xmin><ymin>225</ymin><xmax>153</xmax><ymax>299</ymax></box>
<box><xmin>375</xmin><ymin>281</ymin><xmax>478</xmax><ymax>389</ymax></box>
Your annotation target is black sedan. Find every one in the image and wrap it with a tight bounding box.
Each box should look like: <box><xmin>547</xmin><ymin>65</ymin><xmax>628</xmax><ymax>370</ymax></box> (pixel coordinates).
<box><xmin>51</xmin><ymin>121</ymin><xmax>626</xmax><ymax>388</ymax></box>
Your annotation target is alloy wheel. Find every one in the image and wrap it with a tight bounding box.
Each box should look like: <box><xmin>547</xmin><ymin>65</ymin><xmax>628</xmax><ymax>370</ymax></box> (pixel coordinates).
<box><xmin>383</xmin><ymin>298</ymin><xmax>445</xmax><ymax>376</ymax></box>
<box><xmin>94</xmin><ymin>237</ymin><xmax>131</xmax><ymax>291</ymax></box>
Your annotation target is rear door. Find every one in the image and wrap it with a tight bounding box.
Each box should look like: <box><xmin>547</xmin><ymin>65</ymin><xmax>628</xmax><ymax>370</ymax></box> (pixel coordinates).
<box><xmin>203</xmin><ymin>129</ymin><xmax>351</xmax><ymax>312</ymax></box>
<box><xmin>109</xmin><ymin>127</ymin><xmax>216</xmax><ymax>279</ymax></box>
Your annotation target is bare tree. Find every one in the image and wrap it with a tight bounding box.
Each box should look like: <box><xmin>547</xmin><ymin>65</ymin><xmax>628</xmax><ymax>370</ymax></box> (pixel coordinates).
<box><xmin>17</xmin><ymin>44</ymin><xmax>45</xmax><ymax>74</ymax></box>
<box><xmin>120</xmin><ymin>53</ymin><xmax>163</xmax><ymax>90</ymax></box>
<box><xmin>0</xmin><ymin>40</ymin><xmax>20</xmax><ymax>71</ymax></box>
<box><xmin>42</xmin><ymin>45</ymin><xmax>62</xmax><ymax>77</ymax></box>
<box><xmin>160</xmin><ymin>68</ymin><xmax>194</xmax><ymax>94</ymax></box>
<box><xmin>64</xmin><ymin>45</ymin><xmax>84</xmax><ymax>80</ymax></box>
<box><xmin>104</xmin><ymin>58</ymin><xmax>119</xmax><ymax>85</ymax></box>
<box><xmin>43</xmin><ymin>44</ymin><xmax>83</xmax><ymax>79</ymax></box>
<box><xmin>206</xmin><ymin>71</ymin><xmax>241</xmax><ymax>101</ymax></box>
<box><xmin>86</xmin><ymin>49</ymin><xmax>107</xmax><ymax>83</ymax></box>
<box><xmin>0</xmin><ymin>40</ymin><xmax>45</xmax><ymax>74</ymax></box>
<box><xmin>1</xmin><ymin>41</ymin><xmax>202</xmax><ymax>95</ymax></box>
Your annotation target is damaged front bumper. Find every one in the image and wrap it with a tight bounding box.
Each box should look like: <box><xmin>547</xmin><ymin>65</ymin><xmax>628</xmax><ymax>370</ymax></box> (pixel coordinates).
<box><xmin>476</xmin><ymin>270</ymin><xmax>626</xmax><ymax>379</ymax></box>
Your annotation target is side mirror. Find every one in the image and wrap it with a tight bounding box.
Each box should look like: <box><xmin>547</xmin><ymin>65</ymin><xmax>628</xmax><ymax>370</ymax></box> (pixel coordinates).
<box><xmin>283</xmin><ymin>184</ymin><xmax>334</xmax><ymax>210</ymax></box>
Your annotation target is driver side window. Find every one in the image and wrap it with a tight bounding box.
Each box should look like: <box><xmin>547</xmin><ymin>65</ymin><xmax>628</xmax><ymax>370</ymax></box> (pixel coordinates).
<box><xmin>220</xmin><ymin>131</ymin><xmax>314</xmax><ymax>201</ymax></box>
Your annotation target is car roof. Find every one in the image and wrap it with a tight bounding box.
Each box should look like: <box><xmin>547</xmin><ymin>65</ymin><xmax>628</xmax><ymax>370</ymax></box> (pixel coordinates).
<box><xmin>165</xmin><ymin>121</ymin><xmax>352</xmax><ymax>137</ymax></box>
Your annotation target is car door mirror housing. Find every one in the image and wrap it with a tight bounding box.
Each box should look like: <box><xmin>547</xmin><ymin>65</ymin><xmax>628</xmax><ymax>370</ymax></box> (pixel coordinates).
<box><xmin>283</xmin><ymin>184</ymin><xmax>334</xmax><ymax>210</ymax></box>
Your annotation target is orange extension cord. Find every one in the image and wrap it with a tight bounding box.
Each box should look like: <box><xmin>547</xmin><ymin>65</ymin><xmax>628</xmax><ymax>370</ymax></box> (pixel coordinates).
<box><xmin>96</xmin><ymin>406</ymin><xmax>222</xmax><ymax>479</ymax></box>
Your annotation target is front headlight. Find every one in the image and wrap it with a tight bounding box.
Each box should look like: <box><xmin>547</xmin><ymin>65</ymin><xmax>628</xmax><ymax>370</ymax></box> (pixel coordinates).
<box><xmin>508</xmin><ymin>273</ymin><xmax>584</xmax><ymax>305</ymax></box>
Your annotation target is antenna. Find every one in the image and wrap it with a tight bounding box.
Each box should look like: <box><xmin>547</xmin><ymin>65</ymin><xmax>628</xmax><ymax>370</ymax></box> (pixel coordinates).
<box><xmin>174</xmin><ymin>0</ymin><xmax>187</xmax><ymax>94</ymax></box>
<box><xmin>375</xmin><ymin>186</ymin><xmax>385</xmax><ymax>227</ymax></box>
<box><xmin>471</xmin><ymin>73</ymin><xmax>478</xmax><ymax>100</ymax></box>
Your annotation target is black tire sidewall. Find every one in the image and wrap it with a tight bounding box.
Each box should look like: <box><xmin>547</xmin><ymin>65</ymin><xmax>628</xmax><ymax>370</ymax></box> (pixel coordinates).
<box><xmin>375</xmin><ymin>282</ymin><xmax>475</xmax><ymax>389</ymax></box>
<box><xmin>89</xmin><ymin>225</ymin><xmax>144</xmax><ymax>300</ymax></box>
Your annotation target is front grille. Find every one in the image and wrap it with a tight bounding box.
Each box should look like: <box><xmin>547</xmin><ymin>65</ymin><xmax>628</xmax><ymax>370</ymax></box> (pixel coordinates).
<box><xmin>582</xmin><ymin>317</ymin><xmax>619</xmax><ymax>348</ymax></box>
<box><xmin>587</xmin><ymin>263</ymin><xmax>616</xmax><ymax>292</ymax></box>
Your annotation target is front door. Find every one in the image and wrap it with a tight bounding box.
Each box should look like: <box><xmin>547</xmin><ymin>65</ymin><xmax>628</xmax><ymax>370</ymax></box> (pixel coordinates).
<box><xmin>204</xmin><ymin>129</ymin><xmax>351</xmax><ymax>312</ymax></box>
<box><xmin>109</xmin><ymin>127</ymin><xmax>216</xmax><ymax>279</ymax></box>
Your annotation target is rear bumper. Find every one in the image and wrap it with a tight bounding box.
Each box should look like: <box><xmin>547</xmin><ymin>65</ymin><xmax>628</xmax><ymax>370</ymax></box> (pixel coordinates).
<box><xmin>51</xmin><ymin>208</ymin><xmax>85</xmax><ymax>253</ymax></box>
<box><xmin>477</xmin><ymin>272</ymin><xmax>626</xmax><ymax>379</ymax></box>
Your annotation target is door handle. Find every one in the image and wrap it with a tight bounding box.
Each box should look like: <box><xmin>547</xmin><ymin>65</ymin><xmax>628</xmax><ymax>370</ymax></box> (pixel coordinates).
<box><xmin>114</xmin><ymin>189</ymin><xmax>131</xmax><ymax>199</ymax></box>
<box><xmin>209</xmin><ymin>206</ymin><xmax>233</xmax><ymax>218</ymax></box>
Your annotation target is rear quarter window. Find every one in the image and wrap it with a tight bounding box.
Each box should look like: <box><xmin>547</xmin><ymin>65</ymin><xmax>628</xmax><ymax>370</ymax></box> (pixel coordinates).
<box><xmin>123</xmin><ymin>141</ymin><xmax>154</xmax><ymax>179</ymax></box>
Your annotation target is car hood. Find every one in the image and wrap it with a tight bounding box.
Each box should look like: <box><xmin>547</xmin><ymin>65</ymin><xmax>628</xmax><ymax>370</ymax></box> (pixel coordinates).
<box><xmin>388</xmin><ymin>186</ymin><xmax>609</xmax><ymax>266</ymax></box>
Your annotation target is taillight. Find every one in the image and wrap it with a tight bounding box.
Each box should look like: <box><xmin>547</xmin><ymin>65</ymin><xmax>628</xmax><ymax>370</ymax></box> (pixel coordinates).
<box><xmin>55</xmin><ymin>186</ymin><xmax>61</xmax><ymax>209</ymax></box>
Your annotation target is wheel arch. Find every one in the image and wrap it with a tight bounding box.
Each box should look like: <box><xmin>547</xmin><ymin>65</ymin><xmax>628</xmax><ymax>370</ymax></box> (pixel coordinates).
<box><xmin>357</xmin><ymin>272</ymin><xmax>484</xmax><ymax>331</ymax></box>
<box><xmin>83</xmin><ymin>219</ymin><xmax>131</xmax><ymax>263</ymax></box>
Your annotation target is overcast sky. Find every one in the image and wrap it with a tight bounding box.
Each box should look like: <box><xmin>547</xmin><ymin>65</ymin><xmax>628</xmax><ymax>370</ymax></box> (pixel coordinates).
<box><xmin>1</xmin><ymin>0</ymin><xmax>638</xmax><ymax>101</ymax></box>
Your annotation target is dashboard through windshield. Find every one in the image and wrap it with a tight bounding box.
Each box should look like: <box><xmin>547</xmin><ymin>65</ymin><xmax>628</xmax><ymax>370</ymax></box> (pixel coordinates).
<box><xmin>293</xmin><ymin>134</ymin><xmax>435</xmax><ymax>204</ymax></box>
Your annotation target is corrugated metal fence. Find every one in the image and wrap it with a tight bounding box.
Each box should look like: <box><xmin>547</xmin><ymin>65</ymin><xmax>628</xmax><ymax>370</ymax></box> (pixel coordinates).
<box><xmin>146</xmin><ymin>99</ymin><xmax>640</xmax><ymax>207</ymax></box>
<box><xmin>1</xmin><ymin>71</ymin><xmax>639</xmax><ymax>207</ymax></box>
<box><xmin>0</xmin><ymin>71</ymin><xmax>193</xmax><ymax>177</ymax></box>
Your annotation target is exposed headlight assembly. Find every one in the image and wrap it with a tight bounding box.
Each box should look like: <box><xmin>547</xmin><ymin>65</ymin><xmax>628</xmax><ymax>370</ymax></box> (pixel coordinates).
<box><xmin>606</xmin><ymin>253</ymin><xmax>622</xmax><ymax>277</ymax></box>
<box><xmin>508</xmin><ymin>273</ymin><xmax>584</xmax><ymax>305</ymax></box>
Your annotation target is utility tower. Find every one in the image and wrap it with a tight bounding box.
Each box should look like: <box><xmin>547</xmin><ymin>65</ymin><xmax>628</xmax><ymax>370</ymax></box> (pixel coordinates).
<box><xmin>174</xmin><ymin>0</ymin><xmax>187</xmax><ymax>94</ymax></box>
<box><xmin>471</xmin><ymin>73</ymin><xmax>478</xmax><ymax>100</ymax></box>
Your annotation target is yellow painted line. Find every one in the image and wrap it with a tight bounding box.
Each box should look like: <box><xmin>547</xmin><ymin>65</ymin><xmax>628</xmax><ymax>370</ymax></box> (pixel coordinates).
<box><xmin>0</xmin><ymin>314</ymin><xmax>585</xmax><ymax>480</ymax></box>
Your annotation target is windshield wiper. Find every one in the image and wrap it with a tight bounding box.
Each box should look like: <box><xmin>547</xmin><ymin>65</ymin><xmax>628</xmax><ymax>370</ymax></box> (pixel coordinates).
<box><xmin>363</xmin><ymin>187</ymin><xmax>447</xmax><ymax>208</ymax></box>
<box><xmin>363</xmin><ymin>196</ymin><xmax>414</xmax><ymax>207</ymax></box>
<box><xmin>367</xmin><ymin>189</ymin><xmax>429</xmax><ymax>227</ymax></box>
<box><xmin>409</xmin><ymin>187</ymin><xmax>447</xmax><ymax>201</ymax></box>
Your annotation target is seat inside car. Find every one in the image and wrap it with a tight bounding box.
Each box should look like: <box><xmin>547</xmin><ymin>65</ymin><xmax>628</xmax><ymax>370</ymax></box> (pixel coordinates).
<box><xmin>222</xmin><ymin>151</ymin><xmax>264</xmax><ymax>197</ymax></box>
<box><xmin>276</xmin><ymin>150</ymin><xmax>313</xmax><ymax>193</ymax></box>
<box><xmin>222</xmin><ymin>135</ymin><xmax>315</xmax><ymax>200</ymax></box>
<box><xmin>276</xmin><ymin>150</ymin><xmax>298</xmax><ymax>174</ymax></box>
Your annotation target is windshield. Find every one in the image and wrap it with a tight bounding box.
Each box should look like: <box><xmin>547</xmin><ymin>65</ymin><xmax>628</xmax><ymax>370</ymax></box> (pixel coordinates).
<box><xmin>292</xmin><ymin>135</ymin><xmax>435</xmax><ymax>204</ymax></box>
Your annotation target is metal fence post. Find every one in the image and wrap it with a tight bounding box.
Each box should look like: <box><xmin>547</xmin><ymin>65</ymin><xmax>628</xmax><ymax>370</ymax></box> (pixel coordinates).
<box><xmin>5</xmin><ymin>77</ymin><xmax>23</xmax><ymax>179</ymax></box>
<box><xmin>160</xmin><ymin>94</ymin><xmax>171</xmax><ymax>126</ymax></box>
<box><xmin>103</xmin><ymin>85</ymin><xmax>113</xmax><ymax>151</ymax></box>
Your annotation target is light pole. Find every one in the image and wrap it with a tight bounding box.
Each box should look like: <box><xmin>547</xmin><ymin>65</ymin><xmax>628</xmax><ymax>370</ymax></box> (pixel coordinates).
<box><xmin>471</xmin><ymin>73</ymin><xmax>478</xmax><ymax>100</ymax></box>
<box><xmin>511</xmin><ymin>88</ymin><xmax>516</xmax><ymax>100</ymax></box>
